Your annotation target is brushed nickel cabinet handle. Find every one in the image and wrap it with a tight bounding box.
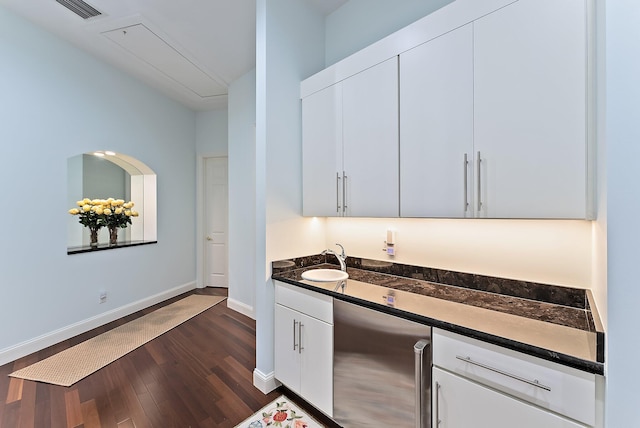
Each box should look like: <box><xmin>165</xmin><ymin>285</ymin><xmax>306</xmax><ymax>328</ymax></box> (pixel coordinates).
<box><xmin>336</xmin><ymin>172</ymin><xmax>341</xmax><ymax>213</ymax></box>
<box><xmin>477</xmin><ymin>151</ymin><xmax>482</xmax><ymax>212</ymax></box>
<box><xmin>342</xmin><ymin>171</ymin><xmax>348</xmax><ymax>214</ymax></box>
<box><xmin>463</xmin><ymin>153</ymin><xmax>469</xmax><ymax>212</ymax></box>
<box><xmin>298</xmin><ymin>322</ymin><xmax>304</xmax><ymax>354</ymax></box>
<box><xmin>293</xmin><ymin>320</ymin><xmax>298</xmax><ymax>351</ymax></box>
<box><xmin>456</xmin><ymin>355</ymin><xmax>551</xmax><ymax>391</ymax></box>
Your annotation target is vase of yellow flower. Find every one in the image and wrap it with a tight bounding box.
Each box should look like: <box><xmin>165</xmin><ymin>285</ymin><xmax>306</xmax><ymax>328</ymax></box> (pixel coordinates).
<box><xmin>69</xmin><ymin>198</ymin><xmax>138</xmax><ymax>248</ymax></box>
<box><xmin>68</xmin><ymin>198</ymin><xmax>103</xmax><ymax>247</ymax></box>
<box><xmin>102</xmin><ymin>198</ymin><xmax>138</xmax><ymax>246</ymax></box>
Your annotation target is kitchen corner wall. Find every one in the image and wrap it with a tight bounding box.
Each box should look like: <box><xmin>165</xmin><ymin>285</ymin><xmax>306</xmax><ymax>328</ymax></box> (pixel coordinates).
<box><xmin>0</xmin><ymin>6</ymin><xmax>197</xmax><ymax>364</ymax></box>
<box><xmin>228</xmin><ymin>69</ymin><xmax>257</xmax><ymax>314</ymax></box>
<box><xmin>255</xmin><ymin>0</ymin><xmax>326</xmax><ymax>386</ymax></box>
<box><xmin>604</xmin><ymin>0</ymin><xmax>640</xmax><ymax>425</ymax></box>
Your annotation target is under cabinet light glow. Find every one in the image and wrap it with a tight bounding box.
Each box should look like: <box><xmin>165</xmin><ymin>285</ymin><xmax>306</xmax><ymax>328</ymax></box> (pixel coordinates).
<box><xmin>93</xmin><ymin>152</ymin><xmax>105</xmax><ymax>157</ymax></box>
<box><xmin>104</xmin><ymin>151</ymin><xmax>116</xmax><ymax>156</ymax></box>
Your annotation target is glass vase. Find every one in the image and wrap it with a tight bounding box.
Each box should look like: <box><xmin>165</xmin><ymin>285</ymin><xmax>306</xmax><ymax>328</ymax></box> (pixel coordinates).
<box><xmin>89</xmin><ymin>227</ymin><xmax>99</xmax><ymax>247</ymax></box>
<box><xmin>109</xmin><ymin>226</ymin><xmax>119</xmax><ymax>246</ymax></box>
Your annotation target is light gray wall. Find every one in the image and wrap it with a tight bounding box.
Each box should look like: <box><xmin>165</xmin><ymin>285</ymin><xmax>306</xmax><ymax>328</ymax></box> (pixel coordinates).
<box><xmin>325</xmin><ymin>0</ymin><xmax>454</xmax><ymax>66</ymax></box>
<box><xmin>67</xmin><ymin>155</ymin><xmax>84</xmax><ymax>246</ymax></box>
<box><xmin>228</xmin><ymin>69</ymin><xmax>257</xmax><ymax>313</ymax></box>
<box><xmin>0</xmin><ymin>6</ymin><xmax>197</xmax><ymax>359</ymax></box>
<box><xmin>255</xmin><ymin>0</ymin><xmax>325</xmax><ymax>379</ymax></box>
<box><xmin>196</xmin><ymin>109</ymin><xmax>228</xmax><ymax>156</ymax></box>
<box><xmin>605</xmin><ymin>0</ymin><xmax>640</xmax><ymax>425</ymax></box>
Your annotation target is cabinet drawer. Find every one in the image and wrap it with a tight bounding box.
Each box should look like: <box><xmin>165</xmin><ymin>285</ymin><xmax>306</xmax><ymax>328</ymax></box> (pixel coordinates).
<box><xmin>275</xmin><ymin>281</ymin><xmax>333</xmax><ymax>324</ymax></box>
<box><xmin>433</xmin><ymin>328</ymin><xmax>595</xmax><ymax>426</ymax></box>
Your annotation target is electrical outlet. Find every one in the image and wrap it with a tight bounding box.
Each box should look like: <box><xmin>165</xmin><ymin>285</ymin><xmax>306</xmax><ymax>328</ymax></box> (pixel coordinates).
<box><xmin>99</xmin><ymin>290</ymin><xmax>107</xmax><ymax>304</ymax></box>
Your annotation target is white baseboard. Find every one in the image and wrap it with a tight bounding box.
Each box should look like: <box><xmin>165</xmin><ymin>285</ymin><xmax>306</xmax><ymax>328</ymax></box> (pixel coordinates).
<box><xmin>227</xmin><ymin>297</ymin><xmax>255</xmax><ymax>320</ymax></box>
<box><xmin>0</xmin><ymin>281</ymin><xmax>197</xmax><ymax>367</ymax></box>
<box><xmin>253</xmin><ymin>368</ymin><xmax>280</xmax><ymax>394</ymax></box>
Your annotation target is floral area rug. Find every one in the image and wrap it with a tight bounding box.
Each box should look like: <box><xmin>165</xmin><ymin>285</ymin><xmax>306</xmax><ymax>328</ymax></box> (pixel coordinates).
<box><xmin>235</xmin><ymin>395</ymin><xmax>325</xmax><ymax>428</ymax></box>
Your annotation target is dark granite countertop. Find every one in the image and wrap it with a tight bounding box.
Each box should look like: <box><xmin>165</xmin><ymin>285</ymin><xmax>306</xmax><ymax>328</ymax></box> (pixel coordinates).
<box><xmin>272</xmin><ymin>255</ymin><xmax>605</xmax><ymax>375</ymax></box>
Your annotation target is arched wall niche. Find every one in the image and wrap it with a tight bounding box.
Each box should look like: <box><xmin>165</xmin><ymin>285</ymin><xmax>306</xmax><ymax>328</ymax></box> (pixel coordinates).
<box><xmin>67</xmin><ymin>151</ymin><xmax>157</xmax><ymax>253</ymax></box>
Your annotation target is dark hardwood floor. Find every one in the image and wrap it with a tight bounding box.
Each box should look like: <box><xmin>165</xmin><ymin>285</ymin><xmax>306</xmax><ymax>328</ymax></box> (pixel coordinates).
<box><xmin>0</xmin><ymin>288</ymin><xmax>340</xmax><ymax>428</ymax></box>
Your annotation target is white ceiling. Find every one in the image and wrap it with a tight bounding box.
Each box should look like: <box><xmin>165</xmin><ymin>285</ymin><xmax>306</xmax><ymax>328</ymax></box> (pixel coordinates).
<box><xmin>0</xmin><ymin>0</ymin><xmax>347</xmax><ymax>111</ymax></box>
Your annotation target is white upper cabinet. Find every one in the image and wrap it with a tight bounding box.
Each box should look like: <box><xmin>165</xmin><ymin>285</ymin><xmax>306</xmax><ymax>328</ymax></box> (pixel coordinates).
<box><xmin>302</xmin><ymin>84</ymin><xmax>343</xmax><ymax>217</ymax></box>
<box><xmin>301</xmin><ymin>0</ymin><xmax>593</xmax><ymax>219</ymax></box>
<box><xmin>302</xmin><ymin>57</ymin><xmax>399</xmax><ymax>218</ymax></box>
<box><xmin>342</xmin><ymin>57</ymin><xmax>399</xmax><ymax>217</ymax></box>
<box><xmin>473</xmin><ymin>0</ymin><xmax>592</xmax><ymax>219</ymax></box>
<box><xmin>400</xmin><ymin>24</ymin><xmax>474</xmax><ymax>218</ymax></box>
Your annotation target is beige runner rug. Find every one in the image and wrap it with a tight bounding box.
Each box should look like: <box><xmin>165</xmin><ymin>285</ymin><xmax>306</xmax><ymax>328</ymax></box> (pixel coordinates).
<box><xmin>10</xmin><ymin>294</ymin><xmax>225</xmax><ymax>387</ymax></box>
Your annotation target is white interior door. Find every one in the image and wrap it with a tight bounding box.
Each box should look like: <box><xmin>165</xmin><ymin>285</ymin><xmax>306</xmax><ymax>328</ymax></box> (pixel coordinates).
<box><xmin>204</xmin><ymin>157</ymin><xmax>228</xmax><ymax>287</ymax></box>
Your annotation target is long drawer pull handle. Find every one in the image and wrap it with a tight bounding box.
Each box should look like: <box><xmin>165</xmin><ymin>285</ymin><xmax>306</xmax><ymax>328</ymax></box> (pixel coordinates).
<box><xmin>455</xmin><ymin>355</ymin><xmax>551</xmax><ymax>391</ymax></box>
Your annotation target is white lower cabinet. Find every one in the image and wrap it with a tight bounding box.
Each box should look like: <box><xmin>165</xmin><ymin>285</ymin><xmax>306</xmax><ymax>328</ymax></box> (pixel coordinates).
<box><xmin>433</xmin><ymin>328</ymin><xmax>595</xmax><ymax>427</ymax></box>
<box><xmin>433</xmin><ymin>367</ymin><xmax>586</xmax><ymax>428</ymax></box>
<box><xmin>274</xmin><ymin>282</ymin><xmax>333</xmax><ymax>416</ymax></box>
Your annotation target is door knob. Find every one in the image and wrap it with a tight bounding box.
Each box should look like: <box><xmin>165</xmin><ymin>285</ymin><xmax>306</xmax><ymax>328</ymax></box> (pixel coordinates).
<box><xmin>206</xmin><ymin>236</ymin><xmax>212</xmax><ymax>241</ymax></box>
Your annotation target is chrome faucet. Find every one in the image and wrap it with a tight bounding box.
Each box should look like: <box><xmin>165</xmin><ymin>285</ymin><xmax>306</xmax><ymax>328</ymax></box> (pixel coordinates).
<box><xmin>322</xmin><ymin>243</ymin><xmax>347</xmax><ymax>271</ymax></box>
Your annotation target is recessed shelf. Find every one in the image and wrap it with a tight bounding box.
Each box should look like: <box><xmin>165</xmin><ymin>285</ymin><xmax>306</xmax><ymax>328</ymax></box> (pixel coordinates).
<box><xmin>67</xmin><ymin>240</ymin><xmax>157</xmax><ymax>255</ymax></box>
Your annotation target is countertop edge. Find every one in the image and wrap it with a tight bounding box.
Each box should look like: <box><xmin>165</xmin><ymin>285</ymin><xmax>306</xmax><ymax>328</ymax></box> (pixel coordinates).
<box><xmin>272</xmin><ymin>274</ymin><xmax>605</xmax><ymax>376</ymax></box>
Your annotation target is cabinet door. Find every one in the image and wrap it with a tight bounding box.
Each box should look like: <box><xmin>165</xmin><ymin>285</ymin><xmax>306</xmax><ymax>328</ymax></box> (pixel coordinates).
<box><xmin>302</xmin><ymin>84</ymin><xmax>343</xmax><ymax>217</ymax></box>
<box><xmin>474</xmin><ymin>0</ymin><xmax>589</xmax><ymax>219</ymax></box>
<box><xmin>433</xmin><ymin>368</ymin><xmax>586</xmax><ymax>428</ymax></box>
<box><xmin>300</xmin><ymin>316</ymin><xmax>333</xmax><ymax>417</ymax></box>
<box><xmin>400</xmin><ymin>24</ymin><xmax>473</xmax><ymax>217</ymax></box>
<box><xmin>274</xmin><ymin>304</ymin><xmax>301</xmax><ymax>394</ymax></box>
<box><xmin>342</xmin><ymin>57</ymin><xmax>399</xmax><ymax>217</ymax></box>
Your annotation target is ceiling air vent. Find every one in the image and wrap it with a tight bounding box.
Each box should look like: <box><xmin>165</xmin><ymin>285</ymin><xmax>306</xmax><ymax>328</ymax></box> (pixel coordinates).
<box><xmin>55</xmin><ymin>0</ymin><xmax>102</xmax><ymax>19</ymax></box>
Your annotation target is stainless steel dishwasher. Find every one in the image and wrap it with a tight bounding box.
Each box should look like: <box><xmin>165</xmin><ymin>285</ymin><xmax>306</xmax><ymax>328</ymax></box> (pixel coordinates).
<box><xmin>333</xmin><ymin>299</ymin><xmax>432</xmax><ymax>427</ymax></box>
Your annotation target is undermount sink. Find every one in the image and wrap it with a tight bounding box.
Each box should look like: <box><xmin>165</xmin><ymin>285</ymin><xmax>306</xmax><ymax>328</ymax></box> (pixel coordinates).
<box><xmin>301</xmin><ymin>269</ymin><xmax>348</xmax><ymax>282</ymax></box>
